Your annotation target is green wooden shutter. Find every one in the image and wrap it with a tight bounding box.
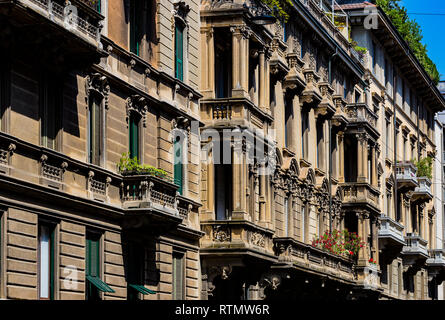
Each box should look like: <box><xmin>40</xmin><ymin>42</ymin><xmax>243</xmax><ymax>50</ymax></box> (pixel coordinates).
<box><xmin>174</xmin><ymin>138</ymin><xmax>183</xmax><ymax>195</ymax></box>
<box><xmin>86</xmin><ymin>235</ymin><xmax>100</xmax><ymax>277</ymax></box>
<box><xmin>175</xmin><ymin>24</ymin><xmax>184</xmax><ymax>81</ymax></box>
<box><xmin>129</xmin><ymin>113</ymin><xmax>139</xmax><ymax>160</ymax></box>
<box><xmin>89</xmin><ymin>96</ymin><xmax>101</xmax><ymax>166</ymax></box>
<box><xmin>130</xmin><ymin>0</ymin><xmax>141</xmax><ymax>56</ymax></box>
<box><xmin>96</xmin><ymin>0</ymin><xmax>101</xmax><ymax>13</ymax></box>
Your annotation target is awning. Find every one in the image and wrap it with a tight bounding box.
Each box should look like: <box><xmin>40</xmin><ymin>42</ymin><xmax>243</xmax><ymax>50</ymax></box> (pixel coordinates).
<box><xmin>86</xmin><ymin>275</ymin><xmax>115</xmax><ymax>293</ymax></box>
<box><xmin>128</xmin><ymin>284</ymin><xmax>156</xmax><ymax>295</ymax></box>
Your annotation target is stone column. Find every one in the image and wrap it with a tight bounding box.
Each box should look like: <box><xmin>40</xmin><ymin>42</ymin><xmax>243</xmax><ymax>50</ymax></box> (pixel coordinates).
<box><xmin>357</xmin><ymin>211</ymin><xmax>370</xmax><ymax>265</ymax></box>
<box><xmin>259</xmin><ymin>49</ymin><xmax>266</xmax><ymax>110</ymax></box>
<box><xmin>207</xmin><ymin>153</ymin><xmax>215</xmax><ymax>217</ymax></box>
<box><xmin>338</xmin><ymin>132</ymin><xmax>344</xmax><ymax>183</ymax></box>
<box><xmin>231</xmin><ymin>27</ymin><xmax>241</xmax><ymax>94</ymax></box>
<box><xmin>371</xmin><ymin>144</ymin><xmax>377</xmax><ymax>187</ymax></box>
<box><xmin>357</xmin><ymin>133</ymin><xmax>368</xmax><ymax>183</ymax></box>
<box><xmin>259</xmin><ymin>163</ymin><xmax>266</xmax><ymax>223</ymax></box>
<box><xmin>295</xmin><ymin>99</ymin><xmax>303</xmax><ymax>160</ymax></box>
<box><xmin>232</xmin><ymin>141</ymin><xmax>249</xmax><ymax>220</ymax></box>
<box><xmin>201</xmin><ymin>27</ymin><xmax>214</xmax><ymax>98</ymax></box>
<box><xmin>309</xmin><ymin>109</ymin><xmax>316</xmax><ymax>165</ymax></box>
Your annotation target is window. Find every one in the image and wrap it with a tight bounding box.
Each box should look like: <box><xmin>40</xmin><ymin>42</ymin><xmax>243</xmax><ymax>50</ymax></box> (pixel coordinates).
<box><xmin>343</xmin><ymin>77</ymin><xmax>348</xmax><ymax>100</ymax></box>
<box><xmin>172</xmin><ymin>252</ymin><xmax>185</xmax><ymax>300</ymax></box>
<box><xmin>386</xmin><ymin>120</ymin><xmax>390</xmax><ymax>158</ymax></box>
<box><xmin>175</xmin><ymin>22</ymin><xmax>185</xmax><ymax>81</ymax></box>
<box><xmin>301</xmin><ymin>204</ymin><xmax>306</xmax><ymax>242</ymax></box>
<box><xmin>214</xmin><ymin>30</ymin><xmax>232</xmax><ymax>98</ymax></box>
<box><xmin>129</xmin><ymin>112</ymin><xmax>140</xmax><ymax>160</ymax></box>
<box><xmin>96</xmin><ymin>0</ymin><xmax>101</xmax><ymax>12</ymax></box>
<box><xmin>39</xmin><ymin>223</ymin><xmax>55</xmax><ymax>300</ymax></box>
<box><xmin>283</xmin><ymin>22</ymin><xmax>288</xmax><ymax>43</ymax></box>
<box><xmin>316</xmin><ymin>120</ymin><xmax>323</xmax><ymax>169</ymax></box>
<box><xmin>284</xmin><ymin>95</ymin><xmax>292</xmax><ymax>149</ymax></box>
<box><xmin>355</xmin><ymin>90</ymin><xmax>361</xmax><ymax>104</ymax></box>
<box><xmin>41</xmin><ymin>77</ymin><xmax>61</xmax><ymax>150</ymax></box>
<box><xmin>130</xmin><ymin>0</ymin><xmax>143</xmax><ymax>56</ymax></box>
<box><xmin>88</xmin><ymin>94</ymin><xmax>103</xmax><ymax>166</ymax></box>
<box><xmin>403</xmin><ymin>137</ymin><xmax>407</xmax><ymax>162</ymax></box>
<box><xmin>386</xmin><ymin>192</ymin><xmax>391</xmax><ymax>217</ymax></box>
<box><xmin>85</xmin><ymin>231</ymin><xmax>114</xmax><ymax>300</ymax></box>
<box><xmin>127</xmin><ymin>244</ymin><xmax>155</xmax><ymax>300</ymax></box>
<box><xmin>215</xmin><ymin>164</ymin><xmax>232</xmax><ymax>220</ymax></box>
<box><xmin>284</xmin><ymin>197</ymin><xmax>289</xmax><ymax>237</ymax></box>
<box><xmin>174</xmin><ymin>136</ymin><xmax>184</xmax><ymax>195</ymax></box>
<box><xmin>301</xmin><ymin>110</ymin><xmax>309</xmax><ymax>159</ymax></box>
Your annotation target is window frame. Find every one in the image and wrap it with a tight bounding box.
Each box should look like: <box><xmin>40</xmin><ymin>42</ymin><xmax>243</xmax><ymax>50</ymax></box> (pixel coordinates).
<box><xmin>38</xmin><ymin>221</ymin><xmax>56</xmax><ymax>300</ymax></box>
<box><xmin>88</xmin><ymin>92</ymin><xmax>104</xmax><ymax>166</ymax></box>
<box><xmin>85</xmin><ymin>231</ymin><xmax>102</xmax><ymax>300</ymax></box>
<box><xmin>174</xmin><ymin>20</ymin><xmax>185</xmax><ymax>81</ymax></box>
<box><xmin>174</xmin><ymin>135</ymin><xmax>184</xmax><ymax>195</ymax></box>
<box><xmin>40</xmin><ymin>75</ymin><xmax>62</xmax><ymax>151</ymax></box>
<box><xmin>172</xmin><ymin>250</ymin><xmax>185</xmax><ymax>300</ymax></box>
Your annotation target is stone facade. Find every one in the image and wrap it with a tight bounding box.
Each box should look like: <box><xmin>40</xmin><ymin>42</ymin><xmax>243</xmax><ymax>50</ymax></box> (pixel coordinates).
<box><xmin>0</xmin><ymin>0</ymin><xmax>444</xmax><ymax>301</ymax></box>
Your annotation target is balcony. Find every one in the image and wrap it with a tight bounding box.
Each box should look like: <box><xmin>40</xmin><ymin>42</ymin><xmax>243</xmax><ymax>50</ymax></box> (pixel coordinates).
<box><xmin>378</xmin><ymin>215</ymin><xmax>405</xmax><ymax>253</ymax></box>
<box><xmin>426</xmin><ymin>249</ymin><xmax>445</xmax><ymax>281</ymax></box>
<box><xmin>411</xmin><ymin>177</ymin><xmax>433</xmax><ymax>202</ymax></box>
<box><xmin>396</xmin><ymin>162</ymin><xmax>418</xmax><ymax>190</ymax></box>
<box><xmin>120</xmin><ymin>174</ymin><xmax>182</xmax><ymax>228</ymax></box>
<box><xmin>273</xmin><ymin>237</ymin><xmax>355</xmax><ymax>283</ymax></box>
<box><xmin>1</xmin><ymin>0</ymin><xmax>105</xmax><ymax>61</ymax></box>
<box><xmin>345</xmin><ymin>103</ymin><xmax>378</xmax><ymax>130</ymax></box>
<box><xmin>401</xmin><ymin>233</ymin><xmax>429</xmax><ymax>266</ymax></box>
<box><xmin>341</xmin><ymin>182</ymin><xmax>380</xmax><ymax>212</ymax></box>
<box><xmin>200</xmin><ymin>220</ymin><xmax>276</xmax><ymax>262</ymax></box>
<box><xmin>200</xmin><ymin>98</ymin><xmax>273</xmax><ymax>129</ymax></box>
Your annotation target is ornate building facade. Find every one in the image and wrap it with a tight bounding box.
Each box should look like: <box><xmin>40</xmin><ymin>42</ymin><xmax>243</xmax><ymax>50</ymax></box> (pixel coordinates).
<box><xmin>0</xmin><ymin>0</ymin><xmax>444</xmax><ymax>301</ymax></box>
<box><xmin>0</xmin><ymin>0</ymin><xmax>202</xmax><ymax>300</ymax></box>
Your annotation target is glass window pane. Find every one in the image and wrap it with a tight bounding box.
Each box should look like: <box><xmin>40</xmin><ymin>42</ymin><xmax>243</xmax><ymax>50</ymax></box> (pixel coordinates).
<box><xmin>39</xmin><ymin>225</ymin><xmax>50</xmax><ymax>299</ymax></box>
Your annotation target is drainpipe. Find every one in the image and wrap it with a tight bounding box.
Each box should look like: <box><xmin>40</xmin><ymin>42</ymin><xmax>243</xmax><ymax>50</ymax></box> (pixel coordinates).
<box><xmin>328</xmin><ymin>47</ymin><xmax>338</xmax><ymax>232</ymax></box>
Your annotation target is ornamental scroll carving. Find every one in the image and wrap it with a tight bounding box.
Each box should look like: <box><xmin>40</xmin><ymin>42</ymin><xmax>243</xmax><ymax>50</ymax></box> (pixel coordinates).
<box><xmin>212</xmin><ymin>225</ymin><xmax>231</xmax><ymax>242</ymax></box>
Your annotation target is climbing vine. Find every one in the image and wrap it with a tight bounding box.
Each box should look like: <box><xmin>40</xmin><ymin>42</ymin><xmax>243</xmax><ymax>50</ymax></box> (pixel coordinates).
<box><xmin>376</xmin><ymin>0</ymin><xmax>440</xmax><ymax>84</ymax></box>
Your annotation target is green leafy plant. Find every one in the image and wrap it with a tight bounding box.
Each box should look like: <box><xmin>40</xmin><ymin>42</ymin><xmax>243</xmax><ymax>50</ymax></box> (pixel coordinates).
<box><xmin>259</xmin><ymin>0</ymin><xmax>293</xmax><ymax>22</ymax></box>
<box><xmin>118</xmin><ymin>152</ymin><xmax>172</xmax><ymax>182</ymax></box>
<box><xmin>376</xmin><ymin>0</ymin><xmax>440</xmax><ymax>84</ymax></box>
<box><xmin>312</xmin><ymin>229</ymin><xmax>365</xmax><ymax>259</ymax></box>
<box><xmin>414</xmin><ymin>156</ymin><xmax>433</xmax><ymax>179</ymax></box>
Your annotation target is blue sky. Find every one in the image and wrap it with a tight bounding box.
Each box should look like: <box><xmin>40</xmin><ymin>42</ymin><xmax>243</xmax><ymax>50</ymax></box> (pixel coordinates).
<box><xmin>400</xmin><ymin>0</ymin><xmax>445</xmax><ymax>80</ymax></box>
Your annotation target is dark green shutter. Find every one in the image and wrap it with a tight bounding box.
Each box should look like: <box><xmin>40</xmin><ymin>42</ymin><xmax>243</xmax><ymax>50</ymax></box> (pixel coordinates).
<box><xmin>175</xmin><ymin>24</ymin><xmax>184</xmax><ymax>81</ymax></box>
<box><xmin>174</xmin><ymin>138</ymin><xmax>183</xmax><ymax>195</ymax></box>
<box><xmin>96</xmin><ymin>0</ymin><xmax>101</xmax><ymax>13</ymax></box>
<box><xmin>86</xmin><ymin>236</ymin><xmax>100</xmax><ymax>277</ymax></box>
<box><xmin>130</xmin><ymin>0</ymin><xmax>142</xmax><ymax>56</ymax></box>
<box><xmin>89</xmin><ymin>96</ymin><xmax>101</xmax><ymax>166</ymax></box>
<box><xmin>129</xmin><ymin>114</ymin><xmax>139</xmax><ymax>160</ymax></box>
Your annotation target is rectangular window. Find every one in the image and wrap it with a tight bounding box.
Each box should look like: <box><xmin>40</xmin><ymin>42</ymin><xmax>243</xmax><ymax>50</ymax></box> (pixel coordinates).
<box><xmin>284</xmin><ymin>96</ymin><xmax>292</xmax><ymax>149</ymax></box>
<box><xmin>175</xmin><ymin>23</ymin><xmax>184</xmax><ymax>81</ymax></box>
<box><xmin>174</xmin><ymin>136</ymin><xmax>183</xmax><ymax>195</ymax></box>
<box><xmin>284</xmin><ymin>197</ymin><xmax>289</xmax><ymax>237</ymax></box>
<box><xmin>127</xmin><ymin>244</ymin><xmax>154</xmax><ymax>300</ymax></box>
<box><xmin>214</xmin><ymin>29</ymin><xmax>232</xmax><ymax>98</ymax></box>
<box><xmin>172</xmin><ymin>252</ymin><xmax>185</xmax><ymax>300</ymax></box>
<box><xmin>301</xmin><ymin>110</ymin><xmax>309</xmax><ymax>159</ymax></box>
<box><xmin>215</xmin><ymin>164</ymin><xmax>232</xmax><ymax>220</ymax></box>
<box><xmin>343</xmin><ymin>78</ymin><xmax>348</xmax><ymax>100</ymax></box>
<box><xmin>283</xmin><ymin>22</ymin><xmax>288</xmax><ymax>43</ymax></box>
<box><xmin>96</xmin><ymin>0</ymin><xmax>101</xmax><ymax>12</ymax></box>
<box><xmin>316</xmin><ymin>120</ymin><xmax>323</xmax><ymax>169</ymax></box>
<box><xmin>89</xmin><ymin>95</ymin><xmax>102</xmax><ymax>166</ymax></box>
<box><xmin>85</xmin><ymin>231</ymin><xmax>114</xmax><ymax>300</ymax></box>
<box><xmin>41</xmin><ymin>77</ymin><xmax>60</xmax><ymax>150</ymax></box>
<box><xmin>386</xmin><ymin>120</ymin><xmax>390</xmax><ymax>158</ymax></box>
<box><xmin>39</xmin><ymin>223</ymin><xmax>55</xmax><ymax>300</ymax></box>
<box><xmin>301</xmin><ymin>205</ymin><xmax>306</xmax><ymax>242</ymax></box>
<box><xmin>130</xmin><ymin>0</ymin><xmax>143</xmax><ymax>56</ymax></box>
<box><xmin>129</xmin><ymin>113</ymin><xmax>140</xmax><ymax>160</ymax></box>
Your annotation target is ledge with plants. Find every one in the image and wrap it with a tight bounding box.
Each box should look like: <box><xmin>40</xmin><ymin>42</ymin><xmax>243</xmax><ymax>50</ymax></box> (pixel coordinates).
<box><xmin>311</xmin><ymin>229</ymin><xmax>365</xmax><ymax>261</ymax></box>
<box><xmin>117</xmin><ymin>152</ymin><xmax>173</xmax><ymax>183</ymax></box>
<box><xmin>414</xmin><ymin>156</ymin><xmax>433</xmax><ymax>179</ymax></box>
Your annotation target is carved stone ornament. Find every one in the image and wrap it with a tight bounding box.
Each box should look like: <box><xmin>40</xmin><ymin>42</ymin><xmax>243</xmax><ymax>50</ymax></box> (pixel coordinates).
<box><xmin>250</xmin><ymin>231</ymin><xmax>266</xmax><ymax>247</ymax></box>
<box><xmin>126</xmin><ymin>94</ymin><xmax>148</xmax><ymax>127</ymax></box>
<box><xmin>85</xmin><ymin>73</ymin><xmax>110</xmax><ymax>109</ymax></box>
<box><xmin>212</xmin><ymin>225</ymin><xmax>231</xmax><ymax>242</ymax></box>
